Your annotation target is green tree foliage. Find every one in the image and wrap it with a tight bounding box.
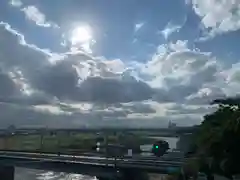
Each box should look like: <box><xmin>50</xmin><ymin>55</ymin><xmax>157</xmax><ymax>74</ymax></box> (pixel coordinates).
<box><xmin>191</xmin><ymin>96</ymin><xmax>240</xmax><ymax>177</ymax></box>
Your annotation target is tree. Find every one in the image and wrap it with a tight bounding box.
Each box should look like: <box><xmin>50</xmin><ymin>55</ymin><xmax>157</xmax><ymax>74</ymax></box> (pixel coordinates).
<box><xmin>188</xmin><ymin>96</ymin><xmax>240</xmax><ymax>179</ymax></box>
<box><xmin>7</xmin><ymin>125</ymin><xmax>16</xmax><ymax>134</ymax></box>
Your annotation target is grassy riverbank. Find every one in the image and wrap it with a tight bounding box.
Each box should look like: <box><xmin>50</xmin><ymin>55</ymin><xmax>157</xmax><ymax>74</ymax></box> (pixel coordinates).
<box><xmin>0</xmin><ymin>132</ymin><xmax>155</xmax><ymax>154</ymax></box>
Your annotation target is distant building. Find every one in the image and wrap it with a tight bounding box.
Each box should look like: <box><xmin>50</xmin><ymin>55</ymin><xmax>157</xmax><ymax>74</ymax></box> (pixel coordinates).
<box><xmin>168</xmin><ymin>121</ymin><xmax>177</xmax><ymax>129</ymax></box>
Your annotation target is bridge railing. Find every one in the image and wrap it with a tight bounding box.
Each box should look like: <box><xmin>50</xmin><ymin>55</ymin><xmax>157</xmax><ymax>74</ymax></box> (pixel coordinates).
<box><xmin>0</xmin><ymin>127</ymin><xmax>196</xmax><ymax>155</ymax></box>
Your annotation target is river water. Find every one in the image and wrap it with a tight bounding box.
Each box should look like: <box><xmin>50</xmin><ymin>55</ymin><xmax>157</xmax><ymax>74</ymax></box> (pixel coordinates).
<box><xmin>15</xmin><ymin>168</ymin><xmax>96</xmax><ymax>180</ymax></box>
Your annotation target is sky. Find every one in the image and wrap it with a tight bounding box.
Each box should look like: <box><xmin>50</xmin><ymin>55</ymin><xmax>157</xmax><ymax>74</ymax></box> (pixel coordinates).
<box><xmin>0</xmin><ymin>0</ymin><xmax>240</xmax><ymax>128</ymax></box>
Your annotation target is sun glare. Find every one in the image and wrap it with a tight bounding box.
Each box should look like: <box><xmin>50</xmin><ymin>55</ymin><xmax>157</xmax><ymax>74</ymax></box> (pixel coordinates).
<box><xmin>71</xmin><ymin>25</ymin><xmax>92</xmax><ymax>45</ymax></box>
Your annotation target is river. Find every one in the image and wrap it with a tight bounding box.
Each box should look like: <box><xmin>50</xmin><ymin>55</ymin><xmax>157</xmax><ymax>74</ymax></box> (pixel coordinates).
<box><xmin>15</xmin><ymin>168</ymin><xmax>96</xmax><ymax>180</ymax></box>
<box><xmin>15</xmin><ymin>168</ymin><xmax>167</xmax><ymax>180</ymax></box>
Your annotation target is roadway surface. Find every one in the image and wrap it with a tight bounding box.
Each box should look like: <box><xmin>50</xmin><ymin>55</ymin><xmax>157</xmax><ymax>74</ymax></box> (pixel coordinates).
<box><xmin>0</xmin><ymin>150</ymin><xmax>185</xmax><ymax>177</ymax></box>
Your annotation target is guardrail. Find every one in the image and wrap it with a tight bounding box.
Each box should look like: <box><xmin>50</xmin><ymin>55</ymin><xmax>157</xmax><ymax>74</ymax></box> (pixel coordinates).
<box><xmin>0</xmin><ymin>150</ymin><xmax>184</xmax><ymax>173</ymax></box>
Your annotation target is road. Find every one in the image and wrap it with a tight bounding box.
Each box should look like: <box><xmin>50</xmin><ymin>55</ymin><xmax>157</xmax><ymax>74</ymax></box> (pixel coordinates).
<box><xmin>0</xmin><ymin>150</ymin><xmax>184</xmax><ymax>174</ymax></box>
<box><xmin>0</xmin><ymin>150</ymin><xmax>194</xmax><ymax>180</ymax></box>
<box><xmin>0</xmin><ymin>150</ymin><xmax>184</xmax><ymax>165</ymax></box>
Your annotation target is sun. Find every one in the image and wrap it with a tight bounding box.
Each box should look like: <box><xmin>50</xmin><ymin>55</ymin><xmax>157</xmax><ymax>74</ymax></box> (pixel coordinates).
<box><xmin>70</xmin><ymin>25</ymin><xmax>92</xmax><ymax>45</ymax></box>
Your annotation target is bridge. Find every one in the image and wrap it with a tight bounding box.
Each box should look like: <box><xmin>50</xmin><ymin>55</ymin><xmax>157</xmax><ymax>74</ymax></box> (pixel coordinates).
<box><xmin>0</xmin><ymin>127</ymin><xmax>198</xmax><ymax>180</ymax></box>
<box><xmin>0</xmin><ymin>150</ymin><xmax>185</xmax><ymax>180</ymax></box>
<box><xmin>0</xmin><ymin>126</ymin><xmax>199</xmax><ymax>136</ymax></box>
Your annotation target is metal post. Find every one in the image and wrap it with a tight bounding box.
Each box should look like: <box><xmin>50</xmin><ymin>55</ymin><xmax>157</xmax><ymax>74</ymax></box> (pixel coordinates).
<box><xmin>57</xmin><ymin>131</ymin><xmax>60</xmax><ymax>155</ymax></box>
<box><xmin>5</xmin><ymin>133</ymin><xmax>10</xmax><ymax>150</ymax></box>
<box><xmin>105</xmin><ymin>134</ymin><xmax>109</xmax><ymax>167</ymax></box>
<box><xmin>114</xmin><ymin>153</ymin><xmax>116</xmax><ymax>169</ymax></box>
<box><xmin>3</xmin><ymin>134</ymin><xmax>7</xmax><ymax>150</ymax></box>
<box><xmin>40</xmin><ymin>131</ymin><xmax>43</xmax><ymax>152</ymax></box>
<box><xmin>105</xmin><ymin>134</ymin><xmax>108</xmax><ymax>157</ymax></box>
<box><xmin>0</xmin><ymin>166</ymin><xmax>15</xmax><ymax>180</ymax></box>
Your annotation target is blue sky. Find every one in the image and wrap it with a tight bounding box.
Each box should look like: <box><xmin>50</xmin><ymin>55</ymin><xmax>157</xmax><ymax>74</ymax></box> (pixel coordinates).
<box><xmin>0</xmin><ymin>0</ymin><xmax>239</xmax><ymax>128</ymax></box>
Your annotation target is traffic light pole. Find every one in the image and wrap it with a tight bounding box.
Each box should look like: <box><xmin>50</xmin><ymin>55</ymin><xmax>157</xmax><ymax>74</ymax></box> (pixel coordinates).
<box><xmin>152</xmin><ymin>140</ymin><xmax>170</xmax><ymax>157</ymax></box>
<box><xmin>105</xmin><ymin>134</ymin><xmax>108</xmax><ymax>158</ymax></box>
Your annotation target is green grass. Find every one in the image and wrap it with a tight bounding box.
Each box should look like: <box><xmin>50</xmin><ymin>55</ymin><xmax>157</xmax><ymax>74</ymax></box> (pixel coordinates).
<box><xmin>0</xmin><ymin>132</ymin><xmax>154</xmax><ymax>153</ymax></box>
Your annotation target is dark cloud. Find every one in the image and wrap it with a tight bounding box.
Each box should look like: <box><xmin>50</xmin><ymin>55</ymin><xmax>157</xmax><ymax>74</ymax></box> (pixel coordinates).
<box><xmin>0</xmin><ymin>23</ymin><xmax>154</xmax><ymax>104</ymax></box>
<box><xmin>0</xmin><ymin>22</ymin><xmax>158</xmax><ymax>129</ymax></box>
<box><xmin>186</xmin><ymin>87</ymin><xmax>226</xmax><ymax>105</ymax></box>
<box><xmin>97</xmin><ymin>102</ymin><xmax>156</xmax><ymax>114</ymax></box>
<box><xmin>153</xmin><ymin>85</ymin><xmax>199</xmax><ymax>103</ymax></box>
<box><xmin>77</xmin><ymin>76</ymin><xmax>154</xmax><ymax>103</ymax></box>
<box><xmin>0</xmin><ymin>93</ymin><xmax>55</xmax><ymax>105</ymax></box>
<box><xmin>0</xmin><ymin>71</ymin><xmax>19</xmax><ymax>97</ymax></box>
<box><xmin>188</xmin><ymin>62</ymin><xmax>218</xmax><ymax>87</ymax></box>
<box><xmin>121</xmin><ymin>102</ymin><xmax>156</xmax><ymax>114</ymax></box>
<box><xmin>0</xmin><ymin>22</ymin><xmax>54</xmax><ymax>105</ymax></box>
<box><xmin>32</xmin><ymin>60</ymin><xmax>79</xmax><ymax>99</ymax></box>
<box><xmin>0</xmin><ymin>103</ymin><xmax>68</xmax><ymax>128</ymax></box>
<box><xmin>157</xmin><ymin>63</ymin><xmax>219</xmax><ymax>103</ymax></box>
<box><xmin>166</xmin><ymin>104</ymin><xmax>217</xmax><ymax>116</ymax></box>
<box><xmin>0</xmin><ymin>20</ymin><xmax>238</xmax><ymax>128</ymax></box>
<box><xmin>150</xmin><ymin>49</ymin><xmax>220</xmax><ymax>104</ymax></box>
<box><xmin>212</xmin><ymin>96</ymin><xmax>240</xmax><ymax>106</ymax></box>
<box><xmin>33</xmin><ymin>58</ymin><xmax>154</xmax><ymax>103</ymax></box>
<box><xmin>0</xmin><ymin>23</ymin><xmax>50</xmax><ymax>73</ymax></box>
<box><xmin>57</xmin><ymin>103</ymin><xmax>129</xmax><ymax>118</ymax></box>
<box><xmin>92</xmin><ymin>110</ymin><xmax>128</xmax><ymax>118</ymax></box>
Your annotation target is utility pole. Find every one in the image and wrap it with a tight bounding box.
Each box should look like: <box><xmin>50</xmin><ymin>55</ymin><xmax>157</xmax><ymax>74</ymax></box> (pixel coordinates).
<box><xmin>40</xmin><ymin>128</ymin><xmax>45</xmax><ymax>151</ymax></box>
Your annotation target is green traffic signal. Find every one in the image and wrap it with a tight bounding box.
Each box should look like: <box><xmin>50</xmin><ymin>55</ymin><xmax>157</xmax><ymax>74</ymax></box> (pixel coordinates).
<box><xmin>152</xmin><ymin>140</ymin><xmax>169</xmax><ymax>157</ymax></box>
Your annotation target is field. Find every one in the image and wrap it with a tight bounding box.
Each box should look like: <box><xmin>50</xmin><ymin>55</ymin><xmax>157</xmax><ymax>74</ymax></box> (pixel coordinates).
<box><xmin>0</xmin><ymin>132</ymin><xmax>155</xmax><ymax>154</ymax></box>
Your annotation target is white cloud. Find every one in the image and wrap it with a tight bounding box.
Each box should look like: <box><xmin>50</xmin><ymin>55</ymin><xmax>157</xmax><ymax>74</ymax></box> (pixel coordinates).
<box><xmin>142</xmin><ymin>42</ymin><xmax>214</xmax><ymax>89</ymax></box>
<box><xmin>0</xmin><ymin>22</ymin><xmax>157</xmax><ymax>127</ymax></box>
<box><xmin>9</xmin><ymin>0</ymin><xmax>23</xmax><ymax>7</ymax></box>
<box><xmin>160</xmin><ymin>22</ymin><xmax>182</xmax><ymax>39</ymax></box>
<box><xmin>192</xmin><ymin>0</ymin><xmax>240</xmax><ymax>38</ymax></box>
<box><xmin>135</xmin><ymin>22</ymin><xmax>144</xmax><ymax>32</ymax></box>
<box><xmin>34</xmin><ymin>105</ymin><xmax>71</xmax><ymax>115</ymax></box>
<box><xmin>169</xmin><ymin>40</ymin><xmax>189</xmax><ymax>52</ymax></box>
<box><xmin>9</xmin><ymin>1</ymin><xmax>59</xmax><ymax>28</ymax></box>
<box><xmin>1</xmin><ymin>20</ymin><xmax>240</xmax><ymax>127</ymax></box>
<box><xmin>0</xmin><ymin>21</ymin><xmax>53</xmax><ymax>67</ymax></box>
<box><xmin>186</xmin><ymin>87</ymin><xmax>226</xmax><ymax>105</ymax></box>
<box><xmin>218</xmin><ymin>62</ymin><xmax>240</xmax><ymax>96</ymax></box>
<box><xmin>139</xmin><ymin>40</ymin><xmax>228</xmax><ymax>107</ymax></box>
<box><xmin>21</xmin><ymin>6</ymin><xmax>58</xmax><ymax>28</ymax></box>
